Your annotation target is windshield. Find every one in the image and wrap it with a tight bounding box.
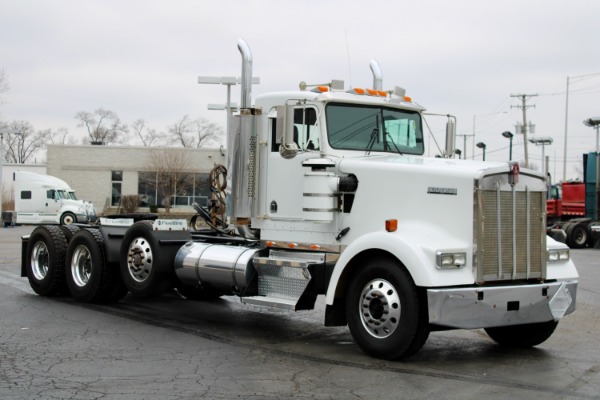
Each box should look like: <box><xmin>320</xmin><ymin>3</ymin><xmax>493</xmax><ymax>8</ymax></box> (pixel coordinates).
<box><xmin>326</xmin><ymin>103</ymin><xmax>424</xmax><ymax>155</ymax></box>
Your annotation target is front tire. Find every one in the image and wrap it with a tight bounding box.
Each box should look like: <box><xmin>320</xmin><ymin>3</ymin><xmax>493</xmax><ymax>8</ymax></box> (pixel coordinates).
<box><xmin>345</xmin><ymin>256</ymin><xmax>429</xmax><ymax>360</ymax></box>
<box><xmin>25</xmin><ymin>225</ymin><xmax>68</xmax><ymax>296</ymax></box>
<box><xmin>485</xmin><ymin>320</ymin><xmax>559</xmax><ymax>347</ymax></box>
<box><xmin>60</xmin><ymin>212</ymin><xmax>76</xmax><ymax>225</ymax></box>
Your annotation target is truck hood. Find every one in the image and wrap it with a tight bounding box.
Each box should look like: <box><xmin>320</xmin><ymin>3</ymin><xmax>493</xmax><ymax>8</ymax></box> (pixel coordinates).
<box><xmin>337</xmin><ymin>154</ymin><xmax>542</xmax><ymax>181</ymax></box>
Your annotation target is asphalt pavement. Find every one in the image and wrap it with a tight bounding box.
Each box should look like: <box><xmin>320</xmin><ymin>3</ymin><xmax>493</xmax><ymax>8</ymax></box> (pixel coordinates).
<box><xmin>1</xmin><ymin>225</ymin><xmax>599</xmax><ymax>400</ymax></box>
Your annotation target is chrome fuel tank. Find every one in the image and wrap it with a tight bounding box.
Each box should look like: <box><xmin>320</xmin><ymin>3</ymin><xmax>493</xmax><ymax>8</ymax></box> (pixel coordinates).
<box><xmin>174</xmin><ymin>242</ymin><xmax>259</xmax><ymax>293</ymax></box>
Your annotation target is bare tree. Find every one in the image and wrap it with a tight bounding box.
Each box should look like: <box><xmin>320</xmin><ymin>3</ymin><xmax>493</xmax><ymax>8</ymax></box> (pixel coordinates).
<box><xmin>143</xmin><ymin>148</ymin><xmax>192</xmax><ymax>213</ymax></box>
<box><xmin>168</xmin><ymin>115</ymin><xmax>223</xmax><ymax>148</ymax></box>
<box><xmin>131</xmin><ymin>119</ymin><xmax>165</xmax><ymax>147</ymax></box>
<box><xmin>0</xmin><ymin>120</ymin><xmax>45</xmax><ymax>163</ymax></box>
<box><xmin>41</xmin><ymin>127</ymin><xmax>76</xmax><ymax>145</ymax></box>
<box><xmin>75</xmin><ymin>108</ymin><xmax>128</xmax><ymax>145</ymax></box>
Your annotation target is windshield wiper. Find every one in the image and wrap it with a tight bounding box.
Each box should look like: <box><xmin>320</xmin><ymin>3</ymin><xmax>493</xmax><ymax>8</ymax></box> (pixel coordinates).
<box><xmin>385</xmin><ymin>131</ymin><xmax>404</xmax><ymax>155</ymax></box>
<box><xmin>365</xmin><ymin>115</ymin><xmax>380</xmax><ymax>155</ymax></box>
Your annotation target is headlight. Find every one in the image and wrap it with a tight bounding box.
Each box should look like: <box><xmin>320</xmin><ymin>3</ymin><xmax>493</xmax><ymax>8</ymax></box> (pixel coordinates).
<box><xmin>436</xmin><ymin>251</ymin><xmax>467</xmax><ymax>269</ymax></box>
<box><xmin>548</xmin><ymin>248</ymin><xmax>570</xmax><ymax>262</ymax></box>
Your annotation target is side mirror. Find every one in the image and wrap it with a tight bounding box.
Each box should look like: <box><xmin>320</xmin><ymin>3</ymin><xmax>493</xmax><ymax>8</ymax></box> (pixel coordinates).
<box><xmin>276</xmin><ymin>104</ymin><xmax>299</xmax><ymax>159</ymax></box>
<box><xmin>444</xmin><ymin>117</ymin><xmax>456</xmax><ymax>158</ymax></box>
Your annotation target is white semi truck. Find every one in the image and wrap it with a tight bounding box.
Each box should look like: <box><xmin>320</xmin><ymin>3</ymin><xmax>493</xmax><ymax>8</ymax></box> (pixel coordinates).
<box><xmin>13</xmin><ymin>171</ymin><xmax>96</xmax><ymax>225</ymax></box>
<box><xmin>21</xmin><ymin>40</ymin><xmax>578</xmax><ymax>360</ymax></box>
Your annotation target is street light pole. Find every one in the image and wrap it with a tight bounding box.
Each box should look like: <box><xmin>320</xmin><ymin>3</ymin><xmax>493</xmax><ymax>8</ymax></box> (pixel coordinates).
<box><xmin>502</xmin><ymin>131</ymin><xmax>513</xmax><ymax>161</ymax></box>
<box><xmin>472</xmin><ymin>111</ymin><xmax>508</xmax><ymax>160</ymax></box>
<box><xmin>198</xmin><ymin>75</ymin><xmax>261</xmax><ymax>137</ymax></box>
<box><xmin>476</xmin><ymin>142</ymin><xmax>486</xmax><ymax>161</ymax></box>
<box><xmin>528</xmin><ymin>137</ymin><xmax>553</xmax><ymax>180</ymax></box>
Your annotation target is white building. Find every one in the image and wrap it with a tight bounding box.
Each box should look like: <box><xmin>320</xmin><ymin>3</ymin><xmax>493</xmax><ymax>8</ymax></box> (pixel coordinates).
<box><xmin>45</xmin><ymin>144</ymin><xmax>226</xmax><ymax>215</ymax></box>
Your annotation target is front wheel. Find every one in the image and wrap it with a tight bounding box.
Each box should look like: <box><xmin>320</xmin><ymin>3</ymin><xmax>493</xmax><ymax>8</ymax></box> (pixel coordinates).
<box><xmin>60</xmin><ymin>212</ymin><xmax>76</xmax><ymax>225</ymax></box>
<box><xmin>345</xmin><ymin>256</ymin><xmax>429</xmax><ymax>360</ymax></box>
<box><xmin>484</xmin><ymin>320</ymin><xmax>559</xmax><ymax>347</ymax></box>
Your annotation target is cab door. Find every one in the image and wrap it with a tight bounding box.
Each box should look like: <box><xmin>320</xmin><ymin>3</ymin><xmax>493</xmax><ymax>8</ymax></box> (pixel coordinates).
<box><xmin>40</xmin><ymin>189</ymin><xmax>62</xmax><ymax>223</ymax></box>
<box><xmin>265</xmin><ymin>106</ymin><xmax>322</xmax><ymax>220</ymax></box>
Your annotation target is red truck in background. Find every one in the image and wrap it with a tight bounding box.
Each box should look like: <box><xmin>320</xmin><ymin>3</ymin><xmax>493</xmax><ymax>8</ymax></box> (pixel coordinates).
<box><xmin>547</xmin><ymin>182</ymin><xmax>586</xmax><ymax>222</ymax></box>
<box><xmin>547</xmin><ymin>153</ymin><xmax>600</xmax><ymax>248</ymax></box>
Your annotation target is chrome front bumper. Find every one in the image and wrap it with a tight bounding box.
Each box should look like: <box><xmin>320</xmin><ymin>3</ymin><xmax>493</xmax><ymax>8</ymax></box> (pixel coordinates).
<box><xmin>427</xmin><ymin>281</ymin><xmax>577</xmax><ymax>329</ymax></box>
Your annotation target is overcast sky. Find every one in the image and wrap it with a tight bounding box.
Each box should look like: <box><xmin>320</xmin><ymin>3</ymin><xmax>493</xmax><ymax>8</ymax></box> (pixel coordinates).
<box><xmin>1</xmin><ymin>0</ymin><xmax>599</xmax><ymax>180</ymax></box>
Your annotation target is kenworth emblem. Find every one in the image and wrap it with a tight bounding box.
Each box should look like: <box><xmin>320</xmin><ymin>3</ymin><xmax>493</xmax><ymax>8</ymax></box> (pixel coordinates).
<box><xmin>427</xmin><ymin>187</ymin><xmax>458</xmax><ymax>195</ymax></box>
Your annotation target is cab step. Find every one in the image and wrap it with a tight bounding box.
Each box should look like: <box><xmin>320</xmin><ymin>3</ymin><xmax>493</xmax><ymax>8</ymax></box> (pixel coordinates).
<box><xmin>241</xmin><ymin>250</ymin><xmax>325</xmax><ymax>310</ymax></box>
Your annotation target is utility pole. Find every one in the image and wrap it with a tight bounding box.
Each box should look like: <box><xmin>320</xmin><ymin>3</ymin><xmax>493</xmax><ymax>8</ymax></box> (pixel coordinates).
<box><xmin>456</xmin><ymin>133</ymin><xmax>473</xmax><ymax>160</ymax></box>
<box><xmin>511</xmin><ymin>93</ymin><xmax>538</xmax><ymax>168</ymax></box>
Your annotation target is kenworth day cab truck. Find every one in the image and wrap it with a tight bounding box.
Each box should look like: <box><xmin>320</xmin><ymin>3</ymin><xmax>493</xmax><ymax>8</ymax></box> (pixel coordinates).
<box><xmin>21</xmin><ymin>40</ymin><xmax>578</xmax><ymax>360</ymax></box>
<box><xmin>13</xmin><ymin>171</ymin><xmax>96</xmax><ymax>225</ymax></box>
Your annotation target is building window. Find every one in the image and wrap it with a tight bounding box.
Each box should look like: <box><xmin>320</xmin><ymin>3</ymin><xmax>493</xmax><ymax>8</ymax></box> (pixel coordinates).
<box><xmin>137</xmin><ymin>172</ymin><xmax>210</xmax><ymax>208</ymax></box>
<box><xmin>111</xmin><ymin>170</ymin><xmax>122</xmax><ymax>207</ymax></box>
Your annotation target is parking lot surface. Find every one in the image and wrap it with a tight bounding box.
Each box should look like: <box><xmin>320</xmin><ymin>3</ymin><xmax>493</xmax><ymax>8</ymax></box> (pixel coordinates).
<box><xmin>1</xmin><ymin>225</ymin><xmax>599</xmax><ymax>399</ymax></box>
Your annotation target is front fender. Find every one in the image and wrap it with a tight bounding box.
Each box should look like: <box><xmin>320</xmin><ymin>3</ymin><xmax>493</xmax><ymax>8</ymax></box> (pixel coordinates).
<box><xmin>325</xmin><ymin>223</ymin><xmax>474</xmax><ymax>305</ymax></box>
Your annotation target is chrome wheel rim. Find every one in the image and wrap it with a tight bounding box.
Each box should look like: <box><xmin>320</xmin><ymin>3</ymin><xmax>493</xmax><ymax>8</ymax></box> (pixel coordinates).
<box><xmin>359</xmin><ymin>278</ymin><xmax>401</xmax><ymax>339</ymax></box>
<box><xmin>71</xmin><ymin>245</ymin><xmax>92</xmax><ymax>287</ymax></box>
<box><xmin>126</xmin><ymin>237</ymin><xmax>153</xmax><ymax>283</ymax></box>
<box><xmin>31</xmin><ymin>241</ymin><xmax>50</xmax><ymax>281</ymax></box>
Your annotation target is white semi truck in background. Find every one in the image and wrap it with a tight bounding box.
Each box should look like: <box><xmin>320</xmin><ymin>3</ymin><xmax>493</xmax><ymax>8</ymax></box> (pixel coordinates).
<box><xmin>21</xmin><ymin>40</ymin><xmax>578</xmax><ymax>360</ymax></box>
<box><xmin>12</xmin><ymin>171</ymin><xmax>96</xmax><ymax>225</ymax></box>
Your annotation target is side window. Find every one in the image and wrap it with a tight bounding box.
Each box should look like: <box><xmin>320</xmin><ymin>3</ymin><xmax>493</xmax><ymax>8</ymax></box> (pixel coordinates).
<box><xmin>294</xmin><ymin>107</ymin><xmax>320</xmax><ymax>151</ymax></box>
<box><xmin>46</xmin><ymin>190</ymin><xmax>56</xmax><ymax>200</ymax></box>
<box><xmin>111</xmin><ymin>170</ymin><xmax>123</xmax><ymax>206</ymax></box>
<box><xmin>271</xmin><ymin>107</ymin><xmax>320</xmax><ymax>152</ymax></box>
<box><xmin>20</xmin><ymin>191</ymin><xmax>32</xmax><ymax>200</ymax></box>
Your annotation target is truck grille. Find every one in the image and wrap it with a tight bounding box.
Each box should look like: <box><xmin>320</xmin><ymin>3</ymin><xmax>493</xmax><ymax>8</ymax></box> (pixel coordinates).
<box><xmin>476</xmin><ymin>184</ymin><xmax>546</xmax><ymax>282</ymax></box>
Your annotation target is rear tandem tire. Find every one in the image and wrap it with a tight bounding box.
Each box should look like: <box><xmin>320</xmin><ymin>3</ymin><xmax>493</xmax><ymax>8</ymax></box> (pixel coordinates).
<box><xmin>484</xmin><ymin>320</ymin><xmax>559</xmax><ymax>347</ymax></box>
<box><xmin>119</xmin><ymin>220</ymin><xmax>173</xmax><ymax>297</ymax></box>
<box><xmin>345</xmin><ymin>256</ymin><xmax>430</xmax><ymax>360</ymax></box>
<box><xmin>65</xmin><ymin>228</ymin><xmax>126</xmax><ymax>303</ymax></box>
<box><xmin>566</xmin><ymin>223</ymin><xmax>588</xmax><ymax>249</ymax></box>
<box><xmin>25</xmin><ymin>225</ymin><xmax>69</xmax><ymax>296</ymax></box>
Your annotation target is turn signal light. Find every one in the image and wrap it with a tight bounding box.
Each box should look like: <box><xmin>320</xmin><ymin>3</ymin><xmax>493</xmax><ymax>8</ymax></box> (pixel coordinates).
<box><xmin>348</xmin><ymin>88</ymin><xmax>365</xmax><ymax>95</ymax></box>
<box><xmin>313</xmin><ymin>86</ymin><xmax>329</xmax><ymax>93</ymax></box>
<box><xmin>385</xmin><ymin>219</ymin><xmax>398</xmax><ymax>232</ymax></box>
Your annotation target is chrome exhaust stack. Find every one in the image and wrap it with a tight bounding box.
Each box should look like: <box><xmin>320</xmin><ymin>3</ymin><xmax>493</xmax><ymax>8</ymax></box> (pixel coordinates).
<box><xmin>369</xmin><ymin>59</ymin><xmax>382</xmax><ymax>90</ymax></box>
<box><xmin>237</xmin><ymin>39</ymin><xmax>253</xmax><ymax>110</ymax></box>
<box><xmin>226</xmin><ymin>39</ymin><xmax>258</xmax><ymax>238</ymax></box>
